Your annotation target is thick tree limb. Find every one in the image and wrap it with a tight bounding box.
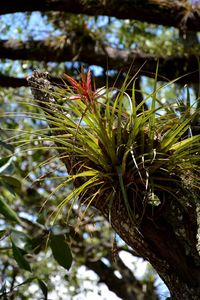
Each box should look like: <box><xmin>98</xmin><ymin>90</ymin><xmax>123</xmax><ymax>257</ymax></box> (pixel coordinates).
<box><xmin>0</xmin><ymin>73</ymin><xmax>125</xmax><ymax>91</ymax></box>
<box><xmin>0</xmin><ymin>73</ymin><xmax>118</xmax><ymax>88</ymax></box>
<box><xmin>0</xmin><ymin>74</ymin><xmax>28</xmax><ymax>88</ymax></box>
<box><xmin>1</xmin><ymin>0</ymin><xmax>200</xmax><ymax>31</ymax></box>
<box><xmin>1</xmin><ymin>39</ymin><xmax>199</xmax><ymax>84</ymax></box>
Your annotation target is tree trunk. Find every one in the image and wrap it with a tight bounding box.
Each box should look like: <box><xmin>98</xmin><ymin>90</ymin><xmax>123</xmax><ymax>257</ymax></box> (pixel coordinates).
<box><xmin>96</xmin><ymin>196</ymin><xmax>200</xmax><ymax>300</ymax></box>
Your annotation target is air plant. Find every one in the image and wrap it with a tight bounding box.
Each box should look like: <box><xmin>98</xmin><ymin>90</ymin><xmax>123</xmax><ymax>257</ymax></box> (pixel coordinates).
<box><xmin>25</xmin><ymin>67</ymin><xmax>200</xmax><ymax>225</ymax></box>
<box><xmin>4</xmin><ymin>67</ymin><xmax>200</xmax><ymax>226</ymax></box>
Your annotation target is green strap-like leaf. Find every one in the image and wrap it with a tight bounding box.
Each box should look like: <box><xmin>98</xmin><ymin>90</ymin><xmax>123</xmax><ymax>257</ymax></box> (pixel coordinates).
<box><xmin>37</xmin><ymin>279</ymin><xmax>48</xmax><ymax>300</ymax></box>
<box><xmin>12</xmin><ymin>241</ymin><xmax>31</xmax><ymax>272</ymax></box>
<box><xmin>0</xmin><ymin>141</ymin><xmax>14</xmax><ymax>152</ymax></box>
<box><xmin>116</xmin><ymin>165</ymin><xmax>135</xmax><ymax>223</ymax></box>
<box><xmin>0</xmin><ymin>175</ymin><xmax>21</xmax><ymax>189</ymax></box>
<box><xmin>0</xmin><ymin>156</ymin><xmax>13</xmax><ymax>173</ymax></box>
<box><xmin>50</xmin><ymin>234</ymin><xmax>72</xmax><ymax>270</ymax></box>
<box><xmin>0</xmin><ymin>196</ymin><xmax>21</xmax><ymax>223</ymax></box>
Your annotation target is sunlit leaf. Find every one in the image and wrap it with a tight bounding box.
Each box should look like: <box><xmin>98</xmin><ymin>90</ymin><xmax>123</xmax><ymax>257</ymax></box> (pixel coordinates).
<box><xmin>0</xmin><ymin>196</ymin><xmax>21</xmax><ymax>223</ymax></box>
<box><xmin>0</xmin><ymin>156</ymin><xmax>13</xmax><ymax>174</ymax></box>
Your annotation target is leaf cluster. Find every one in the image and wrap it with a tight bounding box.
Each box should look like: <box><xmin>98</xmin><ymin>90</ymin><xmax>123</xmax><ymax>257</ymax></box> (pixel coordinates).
<box><xmin>31</xmin><ymin>69</ymin><xmax>200</xmax><ymax>225</ymax></box>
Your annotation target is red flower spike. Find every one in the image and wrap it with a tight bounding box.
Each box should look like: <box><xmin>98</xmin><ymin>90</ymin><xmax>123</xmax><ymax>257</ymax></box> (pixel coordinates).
<box><xmin>64</xmin><ymin>74</ymin><xmax>84</xmax><ymax>96</ymax></box>
<box><xmin>64</xmin><ymin>67</ymin><xmax>97</xmax><ymax>106</ymax></box>
<box><xmin>86</xmin><ymin>69</ymin><xmax>92</xmax><ymax>92</ymax></box>
<box><xmin>80</xmin><ymin>65</ymin><xmax>86</xmax><ymax>86</ymax></box>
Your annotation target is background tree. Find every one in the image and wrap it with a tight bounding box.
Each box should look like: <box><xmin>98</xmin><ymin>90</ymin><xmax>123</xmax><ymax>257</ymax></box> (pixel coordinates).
<box><xmin>0</xmin><ymin>1</ymin><xmax>200</xmax><ymax>299</ymax></box>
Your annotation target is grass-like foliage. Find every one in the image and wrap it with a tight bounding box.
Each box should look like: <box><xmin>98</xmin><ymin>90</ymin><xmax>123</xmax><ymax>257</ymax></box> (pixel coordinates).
<box><xmin>4</xmin><ymin>68</ymin><xmax>200</xmax><ymax>225</ymax></box>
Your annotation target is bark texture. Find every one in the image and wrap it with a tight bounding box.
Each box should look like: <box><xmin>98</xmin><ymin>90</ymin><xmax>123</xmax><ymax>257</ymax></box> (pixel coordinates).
<box><xmin>1</xmin><ymin>0</ymin><xmax>200</xmax><ymax>31</ymax></box>
<box><xmin>0</xmin><ymin>38</ymin><xmax>199</xmax><ymax>84</ymax></box>
<box><xmin>27</xmin><ymin>71</ymin><xmax>200</xmax><ymax>300</ymax></box>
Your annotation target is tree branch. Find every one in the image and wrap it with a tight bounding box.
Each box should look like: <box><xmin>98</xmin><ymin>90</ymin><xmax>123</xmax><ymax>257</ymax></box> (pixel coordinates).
<box><xmin>0</xmin><ymin>74</ymin><xmax>28</xmax><ymax>88</ymax></box>
<box><xmin>0</xmin><ymin>73</ymin><xmax>119</xmax><ymax>88</ymax></box>
<box><xmin>1</xmin><ymin>39</ymin><xmax>199</xmax><ymax>84</ymax></box>
<box><xmin>1</xmin><ymin>0</ymin><xmax>199</xmax><ymax>31</ymax></box>
<box><xmin>85</xmin><ymin>259</ymin><xmax>138</xmax><ymax>300</ymax></box>
<box><xmin>0</xmin><ymin>73</ymin><xmax>124</xmax><ymax>91</ymax></box>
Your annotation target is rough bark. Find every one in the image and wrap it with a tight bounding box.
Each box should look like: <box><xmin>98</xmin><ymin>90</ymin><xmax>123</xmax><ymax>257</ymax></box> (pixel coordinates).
<box><xmin>0</xmin><ymin>39</ymin><xmax>199</xmax><ymax>84</ymax></box>
<box><xmin>0</xmin><ymin>73</ymin><xmax>136</xmax><ymax>90</ymax></box>
<box><xmin>1</xmin><ymin>0</ymin><xmax>200</xmax><ymax>32</ymax></box>
<box><xmin>27</xmin><ymin>71</ymin><xmax>200</xmax><ymax>300</ymax></box>
<box><xmin>0</xmin><ymin>73</ymin><xmax>111</xmax><ymax>88</ymax></box>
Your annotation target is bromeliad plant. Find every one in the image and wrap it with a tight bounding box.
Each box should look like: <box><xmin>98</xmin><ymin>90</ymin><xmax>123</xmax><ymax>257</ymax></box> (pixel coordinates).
<box><xmin>27</xmin><ymin>68</ymin><xmax>200</xmax><ymax>225</ymax></box>
<box><xmin>1</xmin><ymin>68</ymin><xmax>199</xmax><ymax>299</ymax></box>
